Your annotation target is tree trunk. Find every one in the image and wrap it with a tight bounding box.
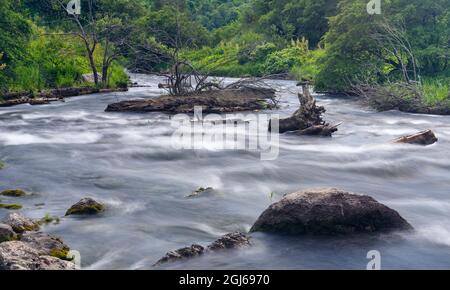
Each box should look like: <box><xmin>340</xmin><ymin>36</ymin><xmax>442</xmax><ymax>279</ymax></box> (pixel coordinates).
<box><xmin>87</xmin><ymin>51</ymin><xmax>99</xmax><ymax>86</ymax></box>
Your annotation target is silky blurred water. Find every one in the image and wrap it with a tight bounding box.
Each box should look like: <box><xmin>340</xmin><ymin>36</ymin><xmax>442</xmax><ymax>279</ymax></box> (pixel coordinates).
<box><xmin>1</xmin><ymin>73</ymin><xmax>450</xmax><ymax>269</ymax></box>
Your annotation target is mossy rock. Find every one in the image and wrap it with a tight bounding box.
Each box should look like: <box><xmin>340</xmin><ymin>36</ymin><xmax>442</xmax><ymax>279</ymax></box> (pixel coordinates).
<box><xmin>3</xmin><ymin>213</ymin><xmax>40</xmax><ymax>233</ymax></box>
<box><xmin>65</xmin><ymin>198</ymin><xmax>105</xmax><ymax>216</ymax></box>
<box><xmin>1</xmin><ymin>189</ymin><xmax>27</xmax><ymax>197</ymax></box>
<box><xmin>38</xmin><ymin>214</ymin><xmax>61</xmax><ymax>225</ymax></box>
<box><xmin>0</xmin><ymin>203</ymin><xmax>23</xmax><ymax>210</ymax></box>
<box><xmin>50</xmin><ymin>247</ymin><xmax>71</xmax><ymax>260</ymax></box>
<box><xmin>0</xmin><ymin>224</ymin><xmax>17</xmax><ymax>243</ymax></box>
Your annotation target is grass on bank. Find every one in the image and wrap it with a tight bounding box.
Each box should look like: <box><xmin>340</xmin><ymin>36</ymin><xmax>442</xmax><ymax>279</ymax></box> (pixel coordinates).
<box><xmin>366</xmin><ymin>77</ymin><xmax>450</xmax><ymax>113</ymax></box>
<box><xmin>419</xmin><ymin>79</ymin><xmax>450</xmax><ymax>105</ymax></box>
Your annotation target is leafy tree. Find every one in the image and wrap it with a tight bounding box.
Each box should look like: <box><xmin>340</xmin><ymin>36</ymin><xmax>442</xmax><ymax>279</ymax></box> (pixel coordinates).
<box><xmin>316</xmin><ymin>0</ymin><xmax>450</xmax><ymax>92</ymax></box>
<box><xmin>241</xmin><ymin>0</ymin><xmax>338</xmax><ymax>47</ymax></box>
<box><xmin>0</xmin><ymin>0</ymin><xmax>31</xmax><ymax>90</ymax></box>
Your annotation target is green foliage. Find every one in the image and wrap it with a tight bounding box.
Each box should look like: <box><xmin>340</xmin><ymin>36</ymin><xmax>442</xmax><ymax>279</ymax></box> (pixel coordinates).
<box><xmin>2</xmin><ymin>0</ymin><xmax>448</xmax><ymax>100</ymax></box>
<box><xmin>145</xmin><ymin>4</ymin><xmax>211</xmax><ymax>48</ymax></box>
<box><xmin>316</xmin><ymin>0</ymin><xmax>450</xmax><ymax>92</ymax></box>
<box><xmin>108</xmin><ymin>63</ymin><xmax>130</xmax><ymax>88</ymax></box>
<box><xmin>241</xmin><ymin>0</ymin><xmax>338</xmax><ymax>48</ymax></box>
<box><xmin>0</xmin><ymin>0</ymin><xmax>31</xmax><ymax>91</ymax></box>
<box><xmin>262</xmin><ymin>39</ymin><xmax>309</xmax><ymax>75</ymax></box>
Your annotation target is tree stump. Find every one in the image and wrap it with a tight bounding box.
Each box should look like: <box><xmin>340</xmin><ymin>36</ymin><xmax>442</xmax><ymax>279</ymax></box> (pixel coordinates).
<box><xmin>270</xmin><ymin>83</ymin><xmax>339</xmax><ymax>136</ymax></box>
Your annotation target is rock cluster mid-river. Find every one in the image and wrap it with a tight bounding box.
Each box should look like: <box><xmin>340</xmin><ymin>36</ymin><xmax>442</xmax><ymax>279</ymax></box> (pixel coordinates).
<box><xmin>1</xmin><ymin>74</ymin><xmax>450</xmax><ymax>269</ymax></box>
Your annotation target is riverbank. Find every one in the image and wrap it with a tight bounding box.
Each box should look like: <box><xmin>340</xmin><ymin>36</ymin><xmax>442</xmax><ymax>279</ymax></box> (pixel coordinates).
<box><xmin>356</xmin><ymin>82</ymin><xmax>450</xmax><ymax>116</ymax></box>
<box><xmin>0</xmin><ymin>87</ymin><xmax>128</xmax><ymax>108</ymax></box>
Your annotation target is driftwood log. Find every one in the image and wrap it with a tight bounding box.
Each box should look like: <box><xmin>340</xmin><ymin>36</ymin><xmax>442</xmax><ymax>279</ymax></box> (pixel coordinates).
<box><xmin>270</xmin><ymin>82</ymin><xmax>339</xmax><ymax>136</ymax></box>
<box><xmin>393</xmin><ymin>129</ymin><xmax>438</xmax><ymax>146</ymax></box>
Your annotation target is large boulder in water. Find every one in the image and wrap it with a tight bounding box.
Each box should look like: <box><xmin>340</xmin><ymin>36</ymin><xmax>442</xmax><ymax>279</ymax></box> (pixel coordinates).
<box><xmin>250</xmin><ymin>188</ymin><xmax>413</xmax><ymax>235</ymax></box>
<box><xmin>0</xmin><ymin>241</ymin><xmax>75</xmax><ymax>270</ymax></box>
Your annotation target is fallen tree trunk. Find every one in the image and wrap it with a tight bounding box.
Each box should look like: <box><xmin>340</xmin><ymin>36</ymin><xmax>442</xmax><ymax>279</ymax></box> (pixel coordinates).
<box><xmin>106</xmin><ymin>87</ymin><xmax>277</xmax><ymax>114</ymax></box>
<box><xmin>270</xmin><ymin>83</ymin><xmax>339</xmax><ymax>136</ymax></box>
<box><xmin>297</xmin><ymin>123</ymin><xmax>341</xmax><ymax>137</ymax></box>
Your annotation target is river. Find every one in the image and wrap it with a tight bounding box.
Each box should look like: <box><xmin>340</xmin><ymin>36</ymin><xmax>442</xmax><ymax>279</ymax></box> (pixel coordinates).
<box><xmin>1</xmin><ymin>73</ymin><xmax>450</xmax><ymax>269</ymax></box>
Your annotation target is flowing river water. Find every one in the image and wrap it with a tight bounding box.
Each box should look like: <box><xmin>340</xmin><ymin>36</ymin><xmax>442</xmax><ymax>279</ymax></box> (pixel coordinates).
<box><xmin>1</xmin><ymin>73</ymin><xmax>450</xmax><ymax>269</ymax></box>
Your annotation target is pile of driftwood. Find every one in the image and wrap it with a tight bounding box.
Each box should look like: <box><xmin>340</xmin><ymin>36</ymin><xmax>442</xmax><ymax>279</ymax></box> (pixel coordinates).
<box><xmin>270</xmin><ymin>82</ymin><xmax>340</xmax><ymax>136</ymax></box>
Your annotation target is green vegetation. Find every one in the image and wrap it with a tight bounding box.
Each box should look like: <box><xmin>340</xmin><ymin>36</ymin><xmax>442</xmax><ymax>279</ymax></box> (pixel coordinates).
<box><xmin>50</xmin><ymin>247</ymin><xmax>71</xmax><ymax>260</ymax></box>
<box><xmin>1</xmin><ymin>189</ymin><xmax>27</xmax><ymax>197</ymax></box>
<box><xmin>39</xmin><ymin>213</ymin><xmax>61</xmax><ymax>225</ymax></box>
<box><xmin>420</xmin><ymin>79</ymin><xmax>450</xmax><ymax>105</ymax></box>
<box><xmin>0</xmin><ymin>203</ymin><xmax>23</xmax><ymax>210</ymax></box>
<box><xmin>1</xmin><ymin>0</ymin><xmax>448</xmax><ymax>113</ymax></box>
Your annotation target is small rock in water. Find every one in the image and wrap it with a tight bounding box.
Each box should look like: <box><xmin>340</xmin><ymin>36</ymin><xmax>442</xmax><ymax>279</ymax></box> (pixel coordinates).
<box><xmin>207</xmin><ymin>232</ymin><xmax>251</xmax><ymax>251</ymax></box>
<box><xmin>155</xmin><ymin>244</ymin><xmax>205</xmax><ymax>265</ymax></box>
<box><xmin>250</xmin><ymin>188</ymin><xmax>413</xmax><ymax>235</ymax></box>
<box><xmin>393</xmin><ymin>129</ymin><xmax>438</xmax><ymax>145</ymax></box>
<box><xmin>0</xmin><ymin>241</ymin><xmax>75</xmax><ymax>270</ymax></box>
<box><xmin>65</xmin><ymin>198</ymin><xmax>105</xmax><ymax>216</ymax></box>
<box><xmin>0</xmin><ymin>224</ymin><xmax>17</xmax><ymax>243</ymax></box>
<box><xmin>186</xmin><ymin>187</ymin><xmax>214</xmax><ymax>198</ymax></box>
<box><xmin>20</xmin><ymin>232</ymin><xmax>70</xmax><ymax>259</ymax></box>
<box><xmin>155</xmin><ymin>232</ymin><xmax>251</xmax><ymax>266</ymax></box>
<box><xmin>3</xmin><ymin>213</ymin><xmax>40</xmax><ymax>233</ymax></box>
<box><xmin>0</xmin><ymin>189</ymin><xmax>27</xmax><ymax>197</ymax></box>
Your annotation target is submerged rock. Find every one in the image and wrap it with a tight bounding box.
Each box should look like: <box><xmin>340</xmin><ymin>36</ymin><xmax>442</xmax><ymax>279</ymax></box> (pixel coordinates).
<box><xmin>250</xmin><ymin>188</ymin><xmax>413</xmax><ymax>235</ymax></box>
<box><xmin>3</xmin><ymin>213</ymin><xmax>40</xmax><ymax>233</ymax></box>
<box><xmin>155</xmin><ymin>232</ymin><xmax>251</xmax><ymax>266</ymax></box>
<box><xmin>186</xmin><ymin>187</ymin><xmax>214</xmax><ymax>198</ymax></box>
<box><xmin>0</xmin><ymin>203</ymin><xmax>23</xmax><ymax>210</ymax></box>
<box><xmin>393</xmin><ymin>129</ymin><xmax>438</xmax><ymax>146</ymax></box>
<box><xmin>20</xmin><ymin>232</ymin><xmax>70</xmax><ymax>259</ymax></box>
<box><xmin>65</xmin><ymin>198</ymin><xmax>105</xmax><ymax>216</ymax></box>
<box><xmin>105</xmin><ymin>88</ymin><xmax>276</xmax><ymax>114</ymax></box>
<box><xmin>0</xmin><ymin>241</ymin><xmax>75</xmax><ymax>270</ymax></box>
<box><xmin>207</xmin><ymin>232</ymin><xmax>251</xmax><ymax>251</ymax></box>
<box><xmin>0</xmin><ymin>189</ymin><xmax>27</xmax><ymax>197</ymax></box>
<box><xmin>0</xmin><ymin>224</ymin><xmax>17</xmax><ymax>243</ymax></box>
<box><xmin>155</xmin><ymin>244</ymin><xmax>205</xmax><ymax>265</ymax></box>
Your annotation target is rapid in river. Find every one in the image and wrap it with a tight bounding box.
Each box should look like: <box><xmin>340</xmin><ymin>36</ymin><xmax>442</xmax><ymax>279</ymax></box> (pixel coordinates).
<box><xmin>1</xmin><ymin>73</ymin><xmax>450</xmax><ymax>269</ymax></box>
